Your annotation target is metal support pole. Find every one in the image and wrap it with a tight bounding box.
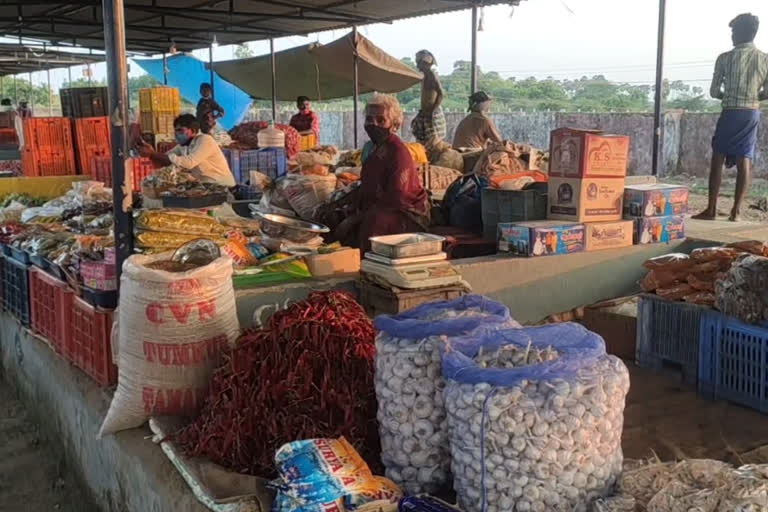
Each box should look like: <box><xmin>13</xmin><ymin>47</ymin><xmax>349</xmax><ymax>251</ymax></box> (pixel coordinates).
<box><xmin>208</xmin><ymin>44</ymin><xmax>215</xmax><ymax>98</ymax></box>
<box><xmin>67</xmin><ymin>66</ymin><xmax>72</xmax><ymax>87</ymax></box>
<box><xmin>470</xmin><ymin>5</ymin><xmax>478</xmax><ymax>95</ymax></box>
<box><xmin>47</xmin><ymin>68</ymin><xmax>52</xmax><ymax>116</ymax></box>
<box><xmin>270</xmin><ymin>38</ymin><xmax>277</xmax><ymax>121</ymax></box>
<box><xmin>88</xmin><ymin>64</ymin><xmax>92</xmax><ymax>85</ymax></box>
<box><xmin>13</xmin><ymin>75</ymin><xmax>17</xmax><ymax>103</ymax></box>
<box><xmin>162</xmin><ymin>52</ymin><xmax>168</xmax><ymax>85</ymax></box>
<box><xmin>103</xmin><ymin>0</ymin><xmax>132</xmax><ymax>283</ymax></box>
<box><xmin>28</xmin><ymin>72</ymin><xmax>33</xmax><ymax>113</ymax></box>
<box><xmin>352</xmin><ymin>26</ymin><xmax>359</xmax><ymax>149</ymax></box>
<box><xmin>0</xmin><ymin>76</ymin><xmax>4</xmax><ymax>98</ymax></box>
<box><xmin>652</xmin><ymin>0</ymin><xmax>666</xmax><ymax>176</ymax></box>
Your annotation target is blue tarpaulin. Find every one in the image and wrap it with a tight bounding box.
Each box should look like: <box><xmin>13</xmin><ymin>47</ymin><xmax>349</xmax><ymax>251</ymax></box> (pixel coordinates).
<box><xmin>133</xmin><ymin>53</ymin><xmax>252</xmax><ymax>131</ymax></box>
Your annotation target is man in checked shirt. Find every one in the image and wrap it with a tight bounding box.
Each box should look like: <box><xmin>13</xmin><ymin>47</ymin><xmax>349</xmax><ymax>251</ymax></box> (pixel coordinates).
<box><xmin>694</xmin><ymin>13</ymin><xmax>768</xmax><ymax>222</ymax></box>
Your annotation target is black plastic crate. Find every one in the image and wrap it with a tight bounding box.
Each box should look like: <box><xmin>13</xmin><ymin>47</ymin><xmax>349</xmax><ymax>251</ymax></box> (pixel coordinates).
<box><xmin>60</xmin><ymin>87</ymin><xmax>109</xmax><ymax>118</ymax></box>
<box><xmin>2</xmin><ymin>256</ymin><xmax>30</xmax><ymax>326</ymax></box>
<box><xmin>81</xmin><ymin>287</ymin><xmax>117</xmax><ymax>309</ymax></box>
<box><xmin>636</xmin><ymin>294</ymin><xmax>708</xmax><ymax>385</ymax></box>
<box><xmin>481</xmin><ymin>187</ymin><xmax>547</xmax><ymax>240</ymax></box>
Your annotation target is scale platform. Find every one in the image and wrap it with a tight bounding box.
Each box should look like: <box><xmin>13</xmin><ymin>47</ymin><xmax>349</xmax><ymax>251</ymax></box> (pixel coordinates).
<box><xmin>363</xmin><ymin>252</ymin><xmax>447</xmax><ymax>266</ymax></box>
<box><xmin>361</xmin><ymin>258</ymin><xmax>462</xmax><ymax>289</ymax></box>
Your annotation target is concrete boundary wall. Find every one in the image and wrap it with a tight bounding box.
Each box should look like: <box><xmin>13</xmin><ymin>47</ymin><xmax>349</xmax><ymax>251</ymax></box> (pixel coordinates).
<box><xmin>250</xmin><ymin>109</ymin><xmax>767</xmax><ymax>178</ymax></box>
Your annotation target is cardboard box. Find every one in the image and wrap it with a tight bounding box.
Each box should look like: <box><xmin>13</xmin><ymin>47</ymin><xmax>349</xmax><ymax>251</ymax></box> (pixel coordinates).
<box><xmin>305</xmin><ymin>248</ymin><xmax>360</xmax><ymax>277</ymax></box>
<box><xmin>548</xmin><ymin>177</ymin><xmax>625</xmax><ymax>222</ymax></box>
<box><xmin>623</xmin><ymin>184</ymin><xmax>689</xmax><ymax>217</ymax></box>
<box><xmin>635</xmin><ymin>215</ymin><xmax>685</xmax><ymax>245</ymax></box>
<box><xmin>584</xmin><ymin>220</ymin><xmax>634</xmax><ymax>252</ymax></box>
<box><xmin>549</xmin><ymin>128</ymin><xmax>630</xmax><ymax>178</ymax></box>
<box><xmin>498</xmin><ymin>221</ymin><xmax>585</xmax><ymax>257</ymax></box>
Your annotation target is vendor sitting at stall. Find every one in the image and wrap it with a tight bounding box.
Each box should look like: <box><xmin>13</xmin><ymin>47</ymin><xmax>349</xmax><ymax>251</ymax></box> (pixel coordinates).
<box><xmin>334</xmin><ymin>95</ymin><xmax>429</xmax><ymax>252</ymax></box>
<box><xmin>196</xmin><ymin>83</ymin><xmax>225</xmax><ymax>134</ymax></box>
<box><xmin>289</xmin><ymin>96</ymin><xmax>320</xmax><ymax>139</ymax></box>
<box><xmin>453</xmin><ymin>91</ymin><xmax>502</xmax><ymax>150</ymax></box>
<box><xmin>138</xmin><ymin>114</ymin><xmax>235</xmax><ymax>188</ymax></box>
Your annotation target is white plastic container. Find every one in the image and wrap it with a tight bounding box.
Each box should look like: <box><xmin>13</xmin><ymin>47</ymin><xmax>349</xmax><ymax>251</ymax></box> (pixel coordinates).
<box><xmin>258</xmin><ymin>121</ymin><xmax>285</xmax><ymax>148</ymax></box>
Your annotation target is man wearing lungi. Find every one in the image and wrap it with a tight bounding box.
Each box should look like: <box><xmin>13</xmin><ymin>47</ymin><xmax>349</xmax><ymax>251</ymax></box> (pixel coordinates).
<box><xmin>411</xmin><ymin>50</ymin><xmax>447</xmax><ymax>146</ymax></box>
<box><xmin>695</xmin><ymin>13</ymin><xmax>768</xmax><ymax>221</ymax></box>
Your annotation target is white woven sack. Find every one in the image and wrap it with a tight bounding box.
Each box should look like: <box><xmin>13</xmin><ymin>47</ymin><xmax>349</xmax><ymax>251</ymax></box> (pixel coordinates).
<box><xmin>99</xmin><ymin>254</ymin><xmax>240</xmax><ymax>436</ymax></box>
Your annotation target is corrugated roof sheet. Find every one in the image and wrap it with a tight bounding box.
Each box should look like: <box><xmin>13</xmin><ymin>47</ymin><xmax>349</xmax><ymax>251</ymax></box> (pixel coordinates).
<box><xmin>0</xmin><ymin>43</ymin><xmax>102</xmax><ymax>75</ymax></box>
<box><xmin>0</xmin><ymin>1</ymin><xmax>522</xmax><ymax>54</ymax></box>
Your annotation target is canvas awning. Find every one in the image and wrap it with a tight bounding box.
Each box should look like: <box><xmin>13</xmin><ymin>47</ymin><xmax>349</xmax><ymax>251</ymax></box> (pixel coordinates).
<box><xmin>210</xmin><ymin>31</ymin><xmax>422</xmax><ymax>100</ymax></box>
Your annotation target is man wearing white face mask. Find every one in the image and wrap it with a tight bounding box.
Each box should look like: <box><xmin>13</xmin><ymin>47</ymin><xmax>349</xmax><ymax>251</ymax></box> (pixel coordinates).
<box><xmin>138</xmin><ymin>114</ymin><xmax>235</xmax><ymax>187</ymax></box>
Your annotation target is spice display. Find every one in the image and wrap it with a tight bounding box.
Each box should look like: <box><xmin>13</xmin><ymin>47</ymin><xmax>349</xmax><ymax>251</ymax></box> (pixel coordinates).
<box><xmin>638</xmin><ymin>244</ymin><xmax>768</xmax><ymax>306</ymax></box>
<box><xmin>175</xmin><ymin>291</ymin><xmax>380</xmax><ymax>478</ymax></box>
<box><xmin>592</xmin><ymin>458</ymin><xmax>768</xmax><ymax>511</ymax></box>
<box><xmin>443</xmin><ymin>324</ymin><xmax>629</xmax><ymax>512</ymax></box>
<box><xmin>715</xmin><ymin>255</ymin><xmax>768</xmax><ymax>324</ymax></box>
<box><xmin>374</xmin><ymin>296</ymin><xmax>516</xmax><ymax>495</ymax></box>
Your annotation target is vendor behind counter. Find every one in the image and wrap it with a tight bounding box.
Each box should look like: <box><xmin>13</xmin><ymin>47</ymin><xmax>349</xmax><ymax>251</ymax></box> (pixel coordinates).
<box><xmin>138</xmin><ymin>113</ymin><xmax>235</xmax><ymax>188</ymax></box>
<box><xmin>332</xmin><ymin>94</ymin><xmax>429</xmax><ymax>253</ymax></box>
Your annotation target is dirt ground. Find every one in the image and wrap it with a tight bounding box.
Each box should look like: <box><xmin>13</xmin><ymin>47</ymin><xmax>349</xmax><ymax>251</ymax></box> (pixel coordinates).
<box><xmin>623</xmin><ymin>365</ymin><xmax>768</xmax><ymax>464</ymax></box>
<box><xmin>666</xmin><ymin>175</ymin><xmax>768</xmax><ymax>223</ymax></box>
<box><xmin>0</xmin><ymin>377</ymin><xmax>99</xmax><ymax>512</ymax></box>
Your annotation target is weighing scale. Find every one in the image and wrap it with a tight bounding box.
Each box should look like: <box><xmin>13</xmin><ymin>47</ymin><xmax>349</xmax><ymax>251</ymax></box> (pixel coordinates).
<box><xmin>361</xmin><ymin>257</ymin><xmax>462</xmax><ymax>289</ymax></box>
<box><xmin>363</xmin><ymin>252</ymin><xmax>447</xmax><ymax>266</ymax></box>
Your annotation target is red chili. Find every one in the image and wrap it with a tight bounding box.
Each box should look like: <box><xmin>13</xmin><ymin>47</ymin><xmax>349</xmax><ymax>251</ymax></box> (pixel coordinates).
<box><xmin>174</xmin><ymin>291</ymin><xmax>381</xmax><ymax>477</ymax></box>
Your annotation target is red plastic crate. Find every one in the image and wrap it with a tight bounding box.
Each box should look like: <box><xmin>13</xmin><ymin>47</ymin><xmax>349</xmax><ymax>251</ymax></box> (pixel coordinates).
<box><xmin>70</xmin><ymin>296</ymin><xmax>116</xmax><ymax>387</ymax></box>
<box><xmin>93</xmin><ymin>155</ymin><xmax>112</xmax><ymax>186</ymax></box>
<box><xmin>0</xmin><ymin>128</ymin><xmax>18</xmax><ymax>147</ymax></box>
<box><xmin>29</xmin><ymin>267</ymin><xmax>73</xmax><ymax>357</ymax></box>
<box><xmin>21</xmin><ymin>147</ymin><xmax>77</xmax><ymax>177</ymax></box>
<box><xmin>128</xmin><ymin>157</ymin><xmax>155</xmax><ymax>190</ymax></box>
<box><xmin>74</xmin><ymin>117</ymin><xmax>111</xmax><ymax>175</ymax></box>
<box><xmin>22</xmin><ymin>117</ymin><xmax>74</xmax><ymax>152</ymax></box>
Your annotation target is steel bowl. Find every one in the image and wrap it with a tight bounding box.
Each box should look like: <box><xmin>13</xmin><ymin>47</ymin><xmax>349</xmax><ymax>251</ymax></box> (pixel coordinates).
<box><xmin>253</xmin><ymin>212</ymin><xmax>329</xmax><ymax>243</ymax></box>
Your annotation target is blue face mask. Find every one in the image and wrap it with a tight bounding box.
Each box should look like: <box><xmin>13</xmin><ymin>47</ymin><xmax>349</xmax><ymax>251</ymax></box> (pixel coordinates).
<box><xmin>175</xmin><ymin>132</ymin><xmax>192</xmax><ymax>145</ymax></box>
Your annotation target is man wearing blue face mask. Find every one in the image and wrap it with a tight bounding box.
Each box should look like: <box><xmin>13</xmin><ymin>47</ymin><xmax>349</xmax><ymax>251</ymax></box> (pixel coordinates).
<box><xmin>138</xmin><ymin>114</ymin><xmax>235</xmax><ymax>187</ymax></box>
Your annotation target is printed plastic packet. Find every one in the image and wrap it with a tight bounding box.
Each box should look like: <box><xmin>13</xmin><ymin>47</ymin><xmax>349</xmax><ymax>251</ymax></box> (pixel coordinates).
<box><xmin>270</xmin><ymin>437</ymin><xmax>402</xmax><ymax>512</ymax></box>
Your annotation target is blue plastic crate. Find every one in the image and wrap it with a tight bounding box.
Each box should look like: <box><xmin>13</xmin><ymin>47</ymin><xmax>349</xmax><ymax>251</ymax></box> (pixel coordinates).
<box><xmin>253</xmin><ymin>148</ymin><xmax>287</xmax><ymax>181</ymax></box>
<box><xmin>2</xmin><ymin>256</ymin><xmax>30</xmax><ymax>326</ymax></box>
<box><xmin>699</xmin><ymin>310</ymin><xmax>768</xmax><ymax>413</ymax></box>
<box><xmin>221</xmin><ymin>148</ymin><xmax>244</xmax><ymax>184</ymax></box>
<box><xmin>636</xmin><ymin>294</ymin><xmax>707</xmax><ymax>385</ymax></box>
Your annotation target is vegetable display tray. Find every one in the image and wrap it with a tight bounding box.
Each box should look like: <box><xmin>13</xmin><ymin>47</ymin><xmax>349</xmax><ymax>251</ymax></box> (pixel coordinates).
<box><xmin>636</xmin><ymin>293</ymin><xmax>708</xmax><ymax>385</ymax></box>
<box><xmin>369</xmin><ymin>233</ymin><xmax>445</xmax><ymax>259</ymax></box>
<box><xmin>699</xmin><ymin>311</ymin><xmax>768</xmax><ymax>413</ymax></box>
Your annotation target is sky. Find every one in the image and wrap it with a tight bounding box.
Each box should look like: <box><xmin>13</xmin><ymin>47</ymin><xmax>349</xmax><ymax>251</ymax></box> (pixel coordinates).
<box><xmin>14</xmin><ymin>0</ymin><xmax>768</xmax><ymax>95</ymax></box>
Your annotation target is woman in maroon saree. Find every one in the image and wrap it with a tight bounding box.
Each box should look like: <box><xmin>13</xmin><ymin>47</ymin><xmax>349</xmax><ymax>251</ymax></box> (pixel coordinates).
<box><xmin>335</xmin><ymin>95</ymin><xmax>429</xmax><ymax>252</ymax></box>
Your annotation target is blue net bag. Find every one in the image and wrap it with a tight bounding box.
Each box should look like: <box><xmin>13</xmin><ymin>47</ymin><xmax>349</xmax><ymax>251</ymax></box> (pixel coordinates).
<box><xmin>374</xmin><ymin>295</ymin><xmax>517</xmax><ymax>496</ymax></box>
<box><xmin>441</xmin><ymin>324</ymin><xmax>630</xmax><ymax>512</ymax></box>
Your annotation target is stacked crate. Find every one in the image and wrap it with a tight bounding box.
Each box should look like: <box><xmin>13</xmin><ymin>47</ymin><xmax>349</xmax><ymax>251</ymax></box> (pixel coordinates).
<box><xmin>21</xmin><ymin>118</ymin><xmax>77</xmax><ymax>177</ymax></box>
<box><xmin>60</xmin><ymin>87</ymin><xmax>109</xmax><ymax>118</ymax></box>
<box><xmin>139</xmin><ymin>87</ymin><xmax>180</xmax><ymax>141</ymax></box>
<box><xmin>73</xmin><ymin>117</ymin><xmax>111</xmax><ymax>176</ymax></box>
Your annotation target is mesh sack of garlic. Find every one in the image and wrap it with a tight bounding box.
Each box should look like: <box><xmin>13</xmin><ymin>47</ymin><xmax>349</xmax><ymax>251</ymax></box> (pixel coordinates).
<box><xmin>373</xmin><ymin>295</ymin><xmax>519</xmax><ymax>495</ymax></box>
<box><xmin>442</xmin><ymin>323</ymin><xmax>630</xmax><ymax>512</ymax></box>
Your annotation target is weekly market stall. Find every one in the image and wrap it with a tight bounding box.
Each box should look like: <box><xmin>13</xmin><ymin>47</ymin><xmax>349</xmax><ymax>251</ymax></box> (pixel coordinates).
<box><xmin>5</xmin><ymin>1</ymin><xmax>768</xmax><ymax>512</ymax></box>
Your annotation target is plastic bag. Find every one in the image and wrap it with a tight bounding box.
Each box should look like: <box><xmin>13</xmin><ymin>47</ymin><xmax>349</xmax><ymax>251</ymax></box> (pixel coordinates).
<box><xmin>279</xmin><ymin>174</ymin><xmax>337</xmax><ymax>220</ymax></box>
<box><xmin>642</xmin><ymin>253</ymin><xmax>691</xmax><ymax>271</ymax></box>
<box><xmin>271</xmin><ymin>438</ymin><xmax>401</xmax><ymax>512</ymax></box>
<box><xmin>656</xmin><ymin>283</ymin><xmax>694</xmax><ymax>301</ymax></box>
<box><xmin>257</xmin><ymin>186</ymin><xmax>296</xmax><ymax>218</ymax></box>
<box><xmin>639</xmin><ymin>270</ymin><xmax>679</xmax><ymax>292</ymax></box>
<box><xmin>442</xmin><ymin>324</ymin><xmax>629</xmax><ymax>512</ymax></box>
<box><xmin>99</xmin><ymin>254</ymin><xmax>240</xmax><ymax>435</ymax></box>
<box><xmin>715</xmin><ymin>255</ymin><xmax>768</xmax><ymax>324</ymax></box>
<box><xmin>689</xmin><ymin>246</ymin><xmax>741</xmax><ymax>263</ymax></box>
<box><xmin>373</xmin><ymin>295</ymin><xmax>517</xmax><ymax>495</ymax></box>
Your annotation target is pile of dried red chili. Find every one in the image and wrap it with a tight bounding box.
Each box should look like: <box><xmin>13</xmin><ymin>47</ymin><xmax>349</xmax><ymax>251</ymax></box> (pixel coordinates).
<box><xmin>175</xmin><ymin>290</ymin><xmax>381</xmax><ymax>477</ymax></box>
